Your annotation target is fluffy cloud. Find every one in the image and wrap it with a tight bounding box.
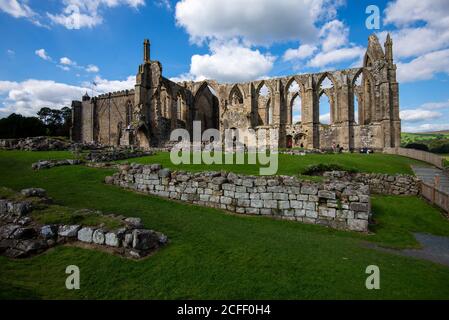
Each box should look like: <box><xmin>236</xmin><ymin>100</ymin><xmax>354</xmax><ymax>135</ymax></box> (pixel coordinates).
<box><xmin>87</xmin><ymin>75</ymin><xmax>135</xmax><ymax>93</ymax></box>
<box><xmin>397</xmin><ymin>49</ymin><xmax>449</xmax><ymax>83</ymax></box>
<box><xmin>400</xmin><ymin>109</ymin><xmax>442</xmax><ymax>122</ymax></box>
<box><xmin>0</xmin><ymin>0</ymin><xmax>34</xmax><ymax>18</ymax></box>
<box><xmin>384</xmin><ymin>0</ymin><xmax>449</xmax><ymax>28</ymax></box>
<box><xmin>308</xmin><ymin>46</ymin><xmax>364</xmax><ymax>69</ymax></box>
<box><xmin>86</xmin><ymin>64</ymin><xmax>100</xmax><ymax>73</ymax></box>
<box><xmin>0</xmin><ymin>76</ymin><xmax>135</xmax><ymax>118</ymax></box>
<box><xmin>35</xmin><ymin>49</ymin><xmax>52</xmax><ymax>61</ymax></box>
<box><xmin>47</xmin><ymin>0</ymin><xmax>145</xmax><ymax>29</ymax></box>
<box><xmin>180</xmin><ymin>41</ymin><xmax>275</xmax><ymax>83</ymax></box>
<box><xmin>382</xmin><ymin>0</ymin><xmax>449</xmax><ymax>83</ymax></box>
<box><xmin>283</xmin><ymin>44</ymin><xmax>318</xmax><ymax>62</ymax></box>
<box><xmin>175</xmin><ymin>0</ymin><xmax>343</xmax><ymax>45</ymax></box>
<box><xmin>402</xmin><ymin>123</ymin><xmax>449</xmax><ymax>133</ymax></box>
<box><xmin>283</xmin><ymin>19</ymin><xmax>364</xmax><ymax>69</ymax></box>
<box><xmin>60</xmin><ymin>57</ymin><xmax>75</xmax><ymax>66</ymax></box>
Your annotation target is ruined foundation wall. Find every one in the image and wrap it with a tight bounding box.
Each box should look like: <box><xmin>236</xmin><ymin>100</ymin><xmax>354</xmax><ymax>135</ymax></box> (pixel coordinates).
<box><xmin>106</xmin><ymin>164</ymin><xmax>372</xmax><ymax>232</ymax></box>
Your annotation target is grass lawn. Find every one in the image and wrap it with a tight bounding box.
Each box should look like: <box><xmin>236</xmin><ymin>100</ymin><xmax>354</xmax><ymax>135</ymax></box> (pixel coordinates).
<box><xmin>123</xmin><ymin>152</ymin><xmax>425</xmax><ymax>176</ymax></box>
<box><xmin>1</xmin><ymin>150</ymin><xmax>449</xmax><ymax>299</ymax></box>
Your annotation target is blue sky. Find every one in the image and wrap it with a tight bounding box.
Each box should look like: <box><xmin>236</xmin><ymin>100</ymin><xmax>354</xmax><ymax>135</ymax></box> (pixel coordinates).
<box><xmin>1</xmin><ymin>0</ymin><xmax>449</xmax><ymax>132</ymax></box>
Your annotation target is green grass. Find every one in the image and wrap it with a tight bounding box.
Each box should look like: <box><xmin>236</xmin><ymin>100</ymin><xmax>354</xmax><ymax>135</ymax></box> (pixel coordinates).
<box><xmin>401</xmin><ymin>132</ymin><xmax>449</xmax><ymax>145</ymax></box>
<box><xmin>121</xmin><ymin>151</ymin><xmax>424</xmax><ymax>176</ymax></box>
<box><xmin>1</xmin><ymin>150</ymin><xmax>449</xmax><ymax>299</ymax></box>
<box><xmin>30</xmin><ymin>205</ymin><xmax>123</xmax><ymax>230</ymax></box>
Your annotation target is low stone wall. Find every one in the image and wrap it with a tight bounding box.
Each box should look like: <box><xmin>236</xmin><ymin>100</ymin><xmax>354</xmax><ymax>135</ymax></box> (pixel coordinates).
<box><xmin>106</xmin><ymin>164</ymin><xmax>372</xmax><ymax>232</ymax></box>
<box><xmin>85</xmin><ymin>148</ymin><xmax>152</xmax><ymax>163</ymax></box>
<box><xmin>323</xmin><ymin>171</ymin><xmax>420</xmax><ymax>196</ymax></box>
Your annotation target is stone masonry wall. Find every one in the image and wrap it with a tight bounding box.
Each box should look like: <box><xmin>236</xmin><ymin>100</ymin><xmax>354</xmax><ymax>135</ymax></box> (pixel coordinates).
<box><xmin>106</xmin><ymin>164</ymin><xmax>372</xmax><ymax>232</ymax></box>
<box><xmin>323</xmin><ymin>171</ymin><xmax>420</xmax><ymax>196</ymax></box>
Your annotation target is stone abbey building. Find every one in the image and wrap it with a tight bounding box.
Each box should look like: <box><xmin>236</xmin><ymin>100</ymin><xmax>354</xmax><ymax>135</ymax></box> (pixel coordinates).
<box><xmin>71</xmin><ymin>34</ymin><xmax>401</xmax><ymax>150</ymax></box>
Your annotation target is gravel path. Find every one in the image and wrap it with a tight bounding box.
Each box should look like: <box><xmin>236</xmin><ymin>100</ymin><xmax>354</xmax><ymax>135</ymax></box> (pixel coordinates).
<box><xmin>367</xmin><ymin>233</ymin><xmax>449</xmax><ymax>267</ymax></box>
<box><xmin>412</xmin><ymin>165</ymin><xmax>449</xmax><ymax>193</ymax></box>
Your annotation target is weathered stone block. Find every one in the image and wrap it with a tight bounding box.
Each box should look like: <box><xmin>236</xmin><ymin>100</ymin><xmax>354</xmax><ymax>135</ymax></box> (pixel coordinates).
<box><xmin>93</xmin><ymin>229</ymin><xmax>105</xmax><ymax>245</ymax></box>
<box><xmin>78</xmin><ymin>227</ymin><xmax>95</xmax><ymax>243</ymax></box>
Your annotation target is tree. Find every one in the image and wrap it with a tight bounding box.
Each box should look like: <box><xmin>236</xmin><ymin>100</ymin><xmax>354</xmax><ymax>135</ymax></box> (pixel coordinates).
<box><xmin>37</xmin><ymin>107</ymin><xmax>72</xmax><ymax>137</ymax></box>
<box><xmin>0</xmin><ymin>114</ymin><xmax>47</xmax><ymax>139</ymax></box>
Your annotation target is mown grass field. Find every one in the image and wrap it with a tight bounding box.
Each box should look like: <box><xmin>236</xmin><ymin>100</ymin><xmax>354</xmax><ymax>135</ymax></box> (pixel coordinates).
<box><xmin>1</xmin><ymin>150</ymin><xmax>449</xmax><ymax>299</ymax></box>
<box><xmin>125</xmin><ymin>152</ymin><xmax>426</xmax><ymax>176</ymax></box>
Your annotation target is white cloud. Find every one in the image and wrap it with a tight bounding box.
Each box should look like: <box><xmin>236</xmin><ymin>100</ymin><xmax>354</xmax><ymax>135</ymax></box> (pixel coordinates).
<box><xmin>284</xmin><ymin>19</ymin><xmax>364</xmax><ymax>70</ymax></box>
<box><xmin>184</xmin><ymin>41</ymin><xmax>275</xmax><ymax>83</ymax></box>
<box><xmin>381</xmin><ymin>0</ymin><xmax>449</xmax><ymax>83</ymax></box>
<box><xmin>0</xmin><ymin>79</ymin><xmax>87</xmax><ymax>117</ymax></box>
<box><xmin>60</xmin><ymin>57</ymin><xmax>75</xmax><ymax>66</ymax></box>
<box><xmin>6</xmin><ymin>49</ymin><xmax>15</xmax><ymax>57</ymax></box>
<box><xmin>35</xmin><ymin>49</ymin><xmax>52</xmax><ymax>61</ymax></box>
<box><xmin>397</xmin><ymin>49</ymin><xmax>449</xmax><ymax>83</ymax></box>
<box><xmin>47</xmin><ymin>0</ymin><xmax>145</xmax><ymax>29</ymax></box>
<box><xmin>308</xmin><ymin>46</ymin><xmax>364</xmax><ymax>68</ymax></box>
<box><xmin>319</xmin><ymin>112</ymin><xmax>330</xmax><ymax>124</ymax></box>
<box><xmin>400</xmin><ymin>109</ymin><xmax>442</xmax><ymax>122</ymax></box>
<box><xmin>422</xmin><ymin>100</ymin><xmax>449</xmax><ymax>110</ymax></box>
<box><xmin>0</xmin><ymin>0</ymin><xmax>34</xmax><ymax>18</ymax></box>
<box><xmin>319</xmin><ymin>19</ymin><xmax>347</xmax><ymax>52</ymax></box>
<box><xmin>384</xmin><ymin>0</ymin><xmax>449</xmax><ymax>28</ymax></box>
<box><xmin>87</xmin><ymin>75</ymin><xmax>135</xmax><ymax>93</ymax></box>
<box><xmin>0</xmin><ymin>76</ymin><xmax>136</xmax><ymax>117</ymax></box>
<box><xmin>283</xmin><ymin>44</ymin><xmax>317</xmax><ymax>61</ymax></box>
<box><xmin>86</xmin><ymin>64</ymin><xmax>100</xmax><ymax>73</ymax></box>
<box><xmin>402</xmin><ymin>123</ymin><xmax>449</xmax><ymax>133</ymax></box>
<box><xmin>175</xmin><ymin>0</ymin><xmax>343</xmax><ymax>45</ymax></box>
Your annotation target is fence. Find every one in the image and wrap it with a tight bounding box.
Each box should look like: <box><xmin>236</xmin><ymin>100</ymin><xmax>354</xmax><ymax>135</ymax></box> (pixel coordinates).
<box><xmin>383</xmin><ymin>147</ymin><xmax>445</xmax><ymax>169</ymax></box>
<box><xmin>421</xmin><ymin>181</ymin><xmax>449</xmax><ymax>213</ymax></box>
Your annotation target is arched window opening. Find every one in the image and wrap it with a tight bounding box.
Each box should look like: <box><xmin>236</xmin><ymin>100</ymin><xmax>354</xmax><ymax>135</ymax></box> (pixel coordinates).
<box><xmin>286</xmin><ymin>79</ymin><xmax>302</xmax><ymax>125</ymax></box>
<box><xmin>353</xmin><ymin>74</ymin><xmax>362</xmax><ymax>125</ymax></box>
<box><xmin>194</xmin><ymin>83</ymin><xmax>219</xmax><ymax>132</ymax></box>
<box><xmin>318</xmin><ymin>76</ymin><xmax>334</xmax><ymax>125</ymax></box>
<box><xmin>257</xmin><ymin>83</ymin><xmax>272</xmax><ymax>126</ymax></box>
<box><xmin>291</xmin><ymin>94</ymin><xmax>302</xmax><ymax>125</ymax></box>
<box><xmin>230</xmin><ymin>86</ymin><xmax>244</xmax><ymax>105</ymax></box>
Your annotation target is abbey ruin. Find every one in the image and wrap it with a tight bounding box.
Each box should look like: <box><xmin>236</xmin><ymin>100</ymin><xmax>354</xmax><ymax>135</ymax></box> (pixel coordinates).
<box><xmin>71</xmin><ymin>34</ymin><xmax>401</xmax><ymax>151</ymax></box>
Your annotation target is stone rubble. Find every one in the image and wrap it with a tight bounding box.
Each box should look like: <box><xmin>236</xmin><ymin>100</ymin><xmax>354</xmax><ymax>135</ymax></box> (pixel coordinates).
<box><xmin>0</xmin><ymin>188</ymin><xmax>167</xmax><ymax>259</ymax></box>
<box><xmin>31</xmin><ymin>159</ymin><xmax>83</xmax><ymax>170</ymax></box>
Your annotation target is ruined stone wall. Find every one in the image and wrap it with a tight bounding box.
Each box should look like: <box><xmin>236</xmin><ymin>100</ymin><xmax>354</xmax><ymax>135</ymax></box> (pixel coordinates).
<box><xmin>93</xmin><ymin>91</ymin><xmax>135</xmax><ymax>146</ymax></box>
<box><xmin>323</xmin><ymin>171</ymin><xmax>420</xmax><ymax>196</ymax></box>
<box><xmin>72</xmin><ymin>34</ymin><xmax>401</xmax><ymax>151</ymax></box>
<box><xmin>81</xmin><ymin>100</ymin><xmax>94</xmax><ymax>143</ymax></box>
<box><xmin>106</xmin><ymin>164</ymin><xmax>372</xmax><ymax>232</ymax></box>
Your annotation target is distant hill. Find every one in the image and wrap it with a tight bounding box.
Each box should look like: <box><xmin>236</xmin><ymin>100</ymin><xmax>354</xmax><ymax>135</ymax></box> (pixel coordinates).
<box><xmin>401</xmin><ymin>132</ymin><xmax>449</xmax><ymax>154</ymax></box>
